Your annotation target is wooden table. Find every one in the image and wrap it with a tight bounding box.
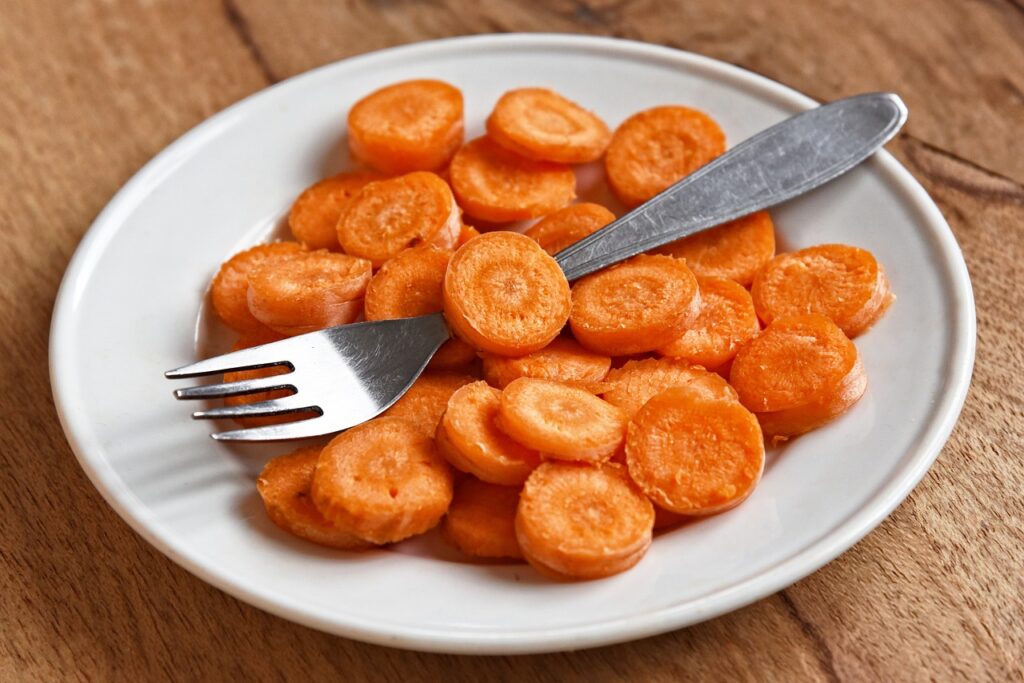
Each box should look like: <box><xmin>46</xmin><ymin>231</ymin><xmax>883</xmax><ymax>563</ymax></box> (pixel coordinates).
<box><xmin>2</xmin><ymin>1</ymin><xmax>1021</xmax><ymax>679</ymax></box>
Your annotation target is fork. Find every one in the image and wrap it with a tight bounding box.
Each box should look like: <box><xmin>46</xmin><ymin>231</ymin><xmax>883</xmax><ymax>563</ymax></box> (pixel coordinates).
<box><xmin>166</xmin><ymin>92</ymin><xmax>907</xmax><ymax>441</ymax></box>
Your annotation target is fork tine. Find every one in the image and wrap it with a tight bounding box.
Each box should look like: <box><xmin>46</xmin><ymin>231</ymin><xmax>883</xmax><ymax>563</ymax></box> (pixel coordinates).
<box><xmin>211</xmin><ymin>415</ymin><xmax>335</xmax><ymax>442</ymax></box>
<box><xmin>173</xmin><ymin>375</ymin><xmax>295</xmax><ymax>400</ymax></box>
<box><xmin>164</xmin><ymin>345</ymin><xmax>291</xmax><ymax>379</ymax></box>
<box><xmin>191</xmin><ymin>396</ymin><xmax>316</xmax><ymax>420</ymax></box>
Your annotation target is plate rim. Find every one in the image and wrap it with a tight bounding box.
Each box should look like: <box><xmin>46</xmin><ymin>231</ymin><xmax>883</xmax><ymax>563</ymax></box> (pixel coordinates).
<box><xmin>49</xmin><ymin>33</ymin><xmax>976</xmax><ymax>654</ymax></box>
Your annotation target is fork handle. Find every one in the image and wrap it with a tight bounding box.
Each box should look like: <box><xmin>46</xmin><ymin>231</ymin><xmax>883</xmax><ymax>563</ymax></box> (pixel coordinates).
<box><xmin>555</xmin><ymin>92</ymin><xmax>907</xmax><ymax>281</ymax></box>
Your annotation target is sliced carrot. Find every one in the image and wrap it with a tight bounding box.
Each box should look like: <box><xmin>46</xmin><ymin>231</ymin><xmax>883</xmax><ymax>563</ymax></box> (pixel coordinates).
<box><xmin>288</xmin><ymin>171</ymin><xmax>385</xmax><ymax>250</ymax></box>
<box><xmin>437</xmin><ymin>381</ymin><xmax>541</xmax><ymax>485</ymax></box>
<box><xmin>311</xmin><ymin>417</ymin><xmax>453</xmax><ymax>544</ymax></box>
<box><xmin>336</xmin><ymin>172</ymin><xmax>460</xmax><ymax>268</ymax></box>
<box><xmin>659</xmin><ymin>211</ymin><xmax>776</xmax><ymax>286</ymax></box>
<box><xmin>569</xmin><ymin>254</ymin><xmax>700</xmax><ymax>355</ymax></box>
<box><xmin>653</xmin><ymin>505</ymin><xmax>687</xmax><ymax>530</ymax></box>
<box><xmin>485</xmin><ymin>88</ymin><xmax>612</xmax><ymax>164</ymax></box>
<box><xmin>347</xmin><ymin>79</ymin><xmax>464</xmax><ymax>173</ymax></box>
<box><xmin>426</xmin><ymin>338</ymin><xmax>475</xmax><ymax>371</ymax></box>
<box><xmin>751</xmin><ymin>243</ymin><xmax>894</xmax><ymax>337</ymax></box>
<box><xmin>481</xmin><ymin>336</ymin><xmax>610</xmax><ymax>390</ymax></box>
<box><xmin>380</xmin><ymin>371</ymin><xmax>476</xmax><ymax>438</ymax></box>
<box><xmin>729</xmin><ymin>314</ymin><xmax>867</xmax><ymax>439</ymax></box>
<box><xmin>497</xmin><ymin>378</ymin><xmax>626</xmax><ymax>463</ymax></box>
<box><xmin>246</xmin><ymin>251</ymin><xmax>371</xmax><ymax>336</ymax></box>
<box><xmin>605</xmin><ymin>106</ymin><xmax>725</xmax><ymax>208</ymax></box>
<box><xmin>211</xmin><ymin>242</ymin><xmax>306</xmax><ymax>333</ymax></box>
<box><xmin>233</xmin><ymin>328</ymin><xmax>287</xmax><ymax>349</ymax></box>
<box><xmin>658</xmin><ymin>276</ymin><xmax>760</xmax><ymax>370</ymax></box>
<box><xmin>364</xmin><ymin>244</ymin><xmax>451</xmax><ymax>321</ymax></box>
<box><xmin>448</xmin><ymin>136</ymin><xmax>576</xmax><ymax>222</ymax></box>
<box><xmin>257</xmin><ymin>446</ymin><xmax>371</xmax><ymax>550</ymax></box>
<box><xmin>601</xmin><ymin>357</ymin><xmax>738</xmax><ymax>420</ymax></box>
<box><xmin>443</xmin><ymin>231</ymin><xmax>571</xmax><ymax>356</ymax></box>
<box><xmin>515</xmin><ymin>462</ymin><xmax>654</xmax><ymax>580</ymax></box>
<box><xmin>457</xmin><ymin>223</ymin><xmax>481</xmax><ymax>247</ymax></box>
<box><xmin>441</xmin><ymin>478</ymin><xmax>523</xmax><ymax>560</ymax></box>
<box><xmin>524</xmin><ymin>203</ymin><xmax>616</xmax><ymax>255</ymax></box>
<box><xmin>626</xmin><ymin>384</ymin><xmax>764</xmax><ymax>515</ymax></box>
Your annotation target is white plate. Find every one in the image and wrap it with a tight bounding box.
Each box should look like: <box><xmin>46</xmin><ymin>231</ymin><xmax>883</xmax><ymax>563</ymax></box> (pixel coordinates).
<box><xmin>50</xmin><ymin>34</ymin><xmax>975</xmax><ymax>654</ymax></box>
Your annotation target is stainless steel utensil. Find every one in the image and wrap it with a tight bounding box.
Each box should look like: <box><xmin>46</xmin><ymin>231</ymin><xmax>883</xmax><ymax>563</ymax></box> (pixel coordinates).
<box><xmin>166</xmin><ymin>92</ymin><xmax>907</xmax><ymax>441</ymax></box>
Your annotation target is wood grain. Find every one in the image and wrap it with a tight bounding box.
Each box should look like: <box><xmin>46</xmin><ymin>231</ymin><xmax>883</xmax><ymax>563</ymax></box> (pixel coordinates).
<box><xmin>1</xmin><ymin>1</ymin><xmax>1021</xmax><ymax>680</ymax></box>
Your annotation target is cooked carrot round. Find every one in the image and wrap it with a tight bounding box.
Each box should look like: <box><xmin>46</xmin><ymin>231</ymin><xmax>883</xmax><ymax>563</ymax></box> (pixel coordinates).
<box><xmin>653</xmin><ymin>505</ymin><xmax>687</xmax><ymax>530</ymax></box>
<box><xmin>448</xmin><ymin>137</ymin><xmax>576</xmax><ymax>222</ymax></box>
<box><xmin>223</xmin><ymin>331</ymin><xmax>311</xmax><ymax>428</ymax></box>
<box><xmin>246</xmin><ymin>251</ymin><xmax>371</xmax><ymax>336</ymax></box>
<box><xmin>428</xmin><ymin>337</ymin><xmax>478</xmax><ymax>370</ymax></box>
<box><xmin>364</xmin><ymin>244</ymin><xmax>451</xmax><ymax>321</ymax></box>
<box><xmin>497</xmin><ymin>378</ymin><xmax>627</xmax><ymax>463</ymax></box>
<box><xmin>457</xmin><ymin>223</ymin><xmax>481</xmax><ymax>247</ymax></box>
<box><xmin>658</xmin><ymin>276</ymin><xmax>760</xmax><ymax>370</ymax></box>
<box><xmin>380</xmin><ymin>371</ymin><xmax>476</xmax><ymax>438</ymax></box>
<box><xmin>481</xmin><ymin>336</ymin><xmax>610</xmax><ymax>390</ymax></box>
<box><xmin>441</xmin><ymin>478</ymin><xmax>523</xmax><ymax>560</ymax></box>
<box><xmin>605</xmin><ymin>106</ymin><xmax>725</xmax><ymax>208</ymax></box>
<box><xmin>524</xmin><ymin>203</ymin><xmax>615</xmax><ymax>255</ymax></box>
<box><xmin>515</xmin><ymin>462</ymin><xmax>654</xmax><ymax>580</ymax></box>
<box><xmin>211</xmin><ymin>242</ymin><xmax>306</xmax><ymax>333</ymax></box>
<box><xmin>347</xmin><ymin>79</ymin><xmax>464</xmax><ymax>173</ymax></box>
<box><xmin>627</xmin><ymin>384</ymin><xmax>764</xmax><ymax>515</ymax></box>
<box><xmin>443</xmin><ymin>231</ymin><xmax>571</xmax><ymax>356</ymax></box>
<box><xmin>570</xmin><ymin>254</ymin><xmax>700</xmax><ymax>355</ymax></box>
<box><xmin>257</xmin><ymin>446</ymin><xmax>371</xmax><ymax>550</ymax></box>
<box><xmin>311</xmin><ymin>417</ymin><xmax>453</xmax><ymax>544</ymax></box>
<box><xmin>601</xmin><ymin>357</ymin><xmax>738</xmax><ymax>420</ymax></box>
<box><xmin>485</xmin><ymin>88</ymin><xmax>611</xmax><ymax>164</ymax></box>
<box><xmin>659</xmin><ymin>211</ymin><xmax>775</xmax><ymax>286</ymax></box>
<box><xmin>437</xmin><ymin>381</ymin><xmax>541</xmax><ymax>485</ymax></box>
<box><xmin>729</xmin><ymin>314</ymin><xmax>867</xmax><ymax>438</ymax></box>
<box><xmin>288</xmin><ymin>171</ymin><xmax>384</xmax><ymax>250</ymax></box>
<box><xmin>751</xmin><ymin>243</ymin><xmax>894</xmax><ymax>337</ymax></box>
<box><xmin>336</xmin><ymin>172</ymin><xmax>460</xmax><ymax>268</ymax></box>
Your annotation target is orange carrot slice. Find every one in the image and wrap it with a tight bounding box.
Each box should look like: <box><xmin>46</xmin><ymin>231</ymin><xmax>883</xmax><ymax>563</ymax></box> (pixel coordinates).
<box><xmin>497</xmin><ymin>378</ymin><xmax>626</xmax><ymax>463</ymax></box>
<box><xmin>449</xmin><ymin>137</ymin><xmax>576</xmax><ymax>222</ymax></box>
<box><xmin>364</xmin><ymin>244</ymin><xmax>451</xmax><ymax>321</ymax></box>
<box><xmin>441</xmin><ymin>478</ymin><xmax>523</xmax><ymax>560</ymax></box>
<box><xmin>729</xmin><ymin>314</ymin><xmax>867</xmax><ymax>438</ymax></box>
<box><xmin>751</xmin><ymin>243</ymin><xmax>894</xmax><ymax>337</ymax></box>
<box><xmin>653</xmin><ymin>506</ymin><xmax>687</xmax><ymax>530</ymax></box>
<box><xmin>457</xmin><ymin>223</ymin><xmax>481</xmax><ymax>247</ymax></box>
<box><xmin>257</xmin><ymin>446</ymin><xmax>370</xmax><ymax>549</ymax></box>
<box><xmin>211</xmin><ymin>242</ymin><xmax>305</xmax><ymax>333</ymax></box>
<box><xmin>659</xmin><ymin>211</ymin><xmax>775</xmax><ymax>286</ymax></box>
<box><xmin>380</xmin><ymin>371</ymin><xmax>476</xmax><ymax>438</ymax></box>
<box><xmin>437</xmin><ymin>381</ymin><xmax>541</xmax><ymax>485</ymax></box>
<box><xmin>311</xmin><ymin>417</ymin><xmax>453</xmax><ymax>544</ymax></box>
<box><xmin>626</xmin><ymin>384</ymin><xmax>765</xmax><ymax>515</ymax></box>
<box><xmin>336</xmin><ymin>172</ymin><xmax>460</xmax><ymax>268</ymax></box>
<box><xmin>361</xmin><ymin>244</ymin><xmax>472</xmax><ymax>368</ymax></box>
<box><xmin>485</xmin><ymin>88</ymin><xmax>611</xmax><ymax>164</ymax></box>
<box><xmin>288</xmin><ymin>171</ymin><xmax>385</xmax><ymax>250</ymax></box>
<box><xmin>602</xmin><ymin>357</ymin><xmax>738</xmax><ymax>420</ymax></box>
<box><xmin>605</xmin><ymin>106</ymin><xmax>725</xmax><ymax>208</ymax></box>
<box><xmin>569</xmin><ymin>254</ymin><xmax>700</xmax><ymax>355</ymax></box>
<box><xmin>515</xmin><ymin>462</ymin><xmax>654</xmax><ymax>580</ymax></box>
<box><xmin>246</xmin><ymin>251</ymin><xmax>371</xmax><ymax>336</ymax></box>
<box><xmin>222</xmin><ymin>331</ymin><xmax>311</xmax><ymax>428</ymax></box>
<box><xmin>658</xmin><ymin>276</ymin><xmax>760</xmax><ymax>370</ymax></box>
<box><xmin>347</xmin><ymin>79</ymin><xmax>464</xmax><ymax>173</ymax></box>
<box><xmin>443</xmin><ymin>231</ymin><xmax>571</xmax><ymax>356</ymax></box>
<box><xmin>524</xmin><ymin>203</ymin><xmax>615</xmax><ymax>255</ymax></box>
<box><xmin>481</xmin><ymin>336</ymin><xmax>610</xmax><ymax>390</ymax></box>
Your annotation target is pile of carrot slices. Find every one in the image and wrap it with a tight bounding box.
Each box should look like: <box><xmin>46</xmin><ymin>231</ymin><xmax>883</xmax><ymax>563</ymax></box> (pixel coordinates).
<box><xmin>205</xmin><ymin>79</ymin><xmax>894</xmax><ymax>580</ymax></box>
